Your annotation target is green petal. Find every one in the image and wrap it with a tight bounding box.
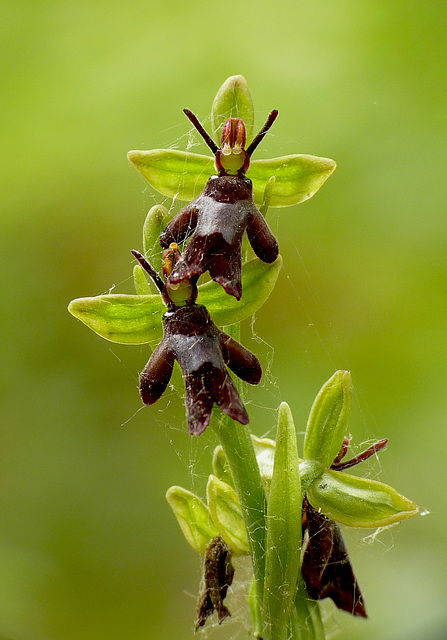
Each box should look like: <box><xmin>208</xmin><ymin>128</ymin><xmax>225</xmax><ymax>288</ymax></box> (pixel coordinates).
<box><xmin>166</xmin><ymin>486</ymin><xmax>218</xmax><ymax>554</ymax></box>
<box><xmin>133</xmin><ymin>264</ymin><xmax>152</xmax><ymax>295</ymax></box>
<box><xmin>207</xmin><ymin>475</ymin><xmax>250</xmax><ymax>556</ymax></box>
<box><xmin>127</xmin><ymin>149</ymin><xmax>214</xmax><ymax>201</ymax></box>
<box><xmin>264</xmin><ymin>403</ymin><xmax>302</xmax><ymax>639</ymax></box>
<box><xmin>211</xmin><ymin>75</ymin><xmax>254</xmax><ymax>142</ymax></box>
<box><xmin>68</xmin><ymin>293</ymin><xmax>165</xmax><ymax>345</ymax></box>
<box><xmin>68</xmin><ymin>256</ymin><xmax>282</xmax><ymax>345</ymax></box>
<box><xmin>248</xmin><ymin>155</ymin><xmax>336</xmax><ymax>207</ymax></box>
<box><xmin>304</xmin><ymin>371</ymin><xmax>353</xmax><ymax>468</ymax></box>
<box><xmin>201</xmin><ymin>255</ymin><xmax>282</xmax><ymax>327</ymax></box>
<box><xmin>142</xmin><ymin>204</ymin><xmax>174</xmax><ymax>275</ymax></box>
<box><xmin>307</xmin><ymin>470</ymin><xmax>419</xmax><ymax>528</ymax></box>
<box><xmin>128</xmin><ymin>149</ymin><xmax>336</xmax><ymax>208</ymax></box>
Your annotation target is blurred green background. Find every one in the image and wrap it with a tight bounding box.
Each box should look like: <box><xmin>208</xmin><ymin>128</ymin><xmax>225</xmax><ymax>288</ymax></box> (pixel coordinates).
<box><xmin>1</xmin><ymin>1</ymin><xmax>446</xmax><ymax>638</ymax></box>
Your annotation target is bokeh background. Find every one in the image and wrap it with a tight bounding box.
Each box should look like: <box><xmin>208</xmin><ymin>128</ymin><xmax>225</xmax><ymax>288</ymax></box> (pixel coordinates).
<box><xmin>2</xmin><ymin>1</ymin><xmax>446</xmax><ymax>639</ymax></box>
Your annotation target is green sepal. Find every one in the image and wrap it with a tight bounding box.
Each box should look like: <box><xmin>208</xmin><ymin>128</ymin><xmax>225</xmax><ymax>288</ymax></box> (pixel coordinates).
<box><xmin>251</xmin><ymin>434</ymin><xmax>276</xmax><ymax>492</ymax></box>
<box><xmin>249</xmin><ymin>155</ymin><xmax>336</xmax><ymax>207</ymax></box>
<box><xmin>307</xmin><ymin>469</ymin><xmax>419</xmax><ymax>528</ymax></box>
<box><xmin>264</xmin><ymin>402</ymin><xmax>302</xmax><ymax>640</ymax></box>
<box><xmin>142</xmin><ymin>204</ymin><xmax>173</xmax><ymax>275</ymax></box>
<box><xmin>204</xmin><ymin>255</ymin><xmax>282</xmax><ymax>326</ymax></box>
<box><xmin>304</xmin><ymin>371</ymin><xmax>353</xmax><ymax>468</ymax></box>
<box><xmin>259</xmin><ymin>175</ymin><xmax>276</xmax><ymax>218</ymax></box>
<box><xmin>289</xmin><ymin>582</ymin><xmax>325</xmax><ymax>640</ymax></box>
<box><xmin>212</xmin><ymin>445</ymin><xmax>234</xmax><ymax>488</ymax></box>
<box><xmin>165</xmin><ymin>486</ymin><xmax>218</xmax><ymax>554</ymax></box>
<box><xmin>68</xmin><ymin>255</ymin><xmax>282</xmax><ymax>346</ymax></box>
<box><xmin>211</xmin><ymin>74</ymin><xmax>254</xmax><ymax>143</ymax></box>
<box><xmin>133</xmin><ymin>264</ymin><xmax>152</xmax><ymax>295</ymax></box>
<box><xmin>68</xmin><ymin>292</ymin><xmax>165</xmax><ymax>345</ymax></box>
<box><xmin>127</xmin><ymin>149</ymin><xmax>336</xmax><ymax>208</ymax></box>
<box><xmin>127</xmin><ymin>149</ymin><xmax>214</xmax><ymax>201</ymax></box>
<box><xmin>206</xmin><ymin>475</ymin><xmax>250</xmax><ymax>556</ymax></box>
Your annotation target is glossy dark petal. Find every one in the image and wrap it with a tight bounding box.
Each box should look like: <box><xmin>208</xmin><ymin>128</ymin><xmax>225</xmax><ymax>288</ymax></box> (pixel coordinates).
<box><xmin>185</xmin><ymin>362</ymin><xmax>249</xmax><ymax>435</ymax></box>
<box><xmin>161</xmin><ymin>175</ymin><xmax>278</xmax><ymax>299</ymax></box>
<box><xmin>301</xmin><ymin>498</ymin><xmax>367</xmax><ymax>618</ymax></box>
<box><xmin>139</xmin><ymin>339</ymin><xmax>175</xmax><ymax>405</ymax></box>
<box><xmin>220</xmin><ymin>333</ymin><xmax>262</xmax><ymax>384</ymax></box>
<box><xmin>160</xmin><ymin>205</ymin><xmax>198</xmax><ymax>247</ymax></box>
<box><xmin>246</xmin><ymin>208</ymin><xmax>279</xmax><ymax>264</ymax></box>
<box><xmin>139</xmin><ymin>305</ymin><xmax>260</xmax><ymax>434</ymax></box>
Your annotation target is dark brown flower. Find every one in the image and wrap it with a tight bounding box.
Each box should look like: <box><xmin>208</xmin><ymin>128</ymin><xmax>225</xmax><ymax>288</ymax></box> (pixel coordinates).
<box><xmin>160</xmin><ymin>174</ymin><xmax>278</xmax><ymax>300</ymax></box>
<box><xmin>301</xmin><ymin>438</ymin><xmax>388</xmax><ymax>617</ymax></box>
<box><xmin>195</xmin><ymin>536</ymin><xmax>235</xmax><ymax>630</ymax></box>
<box><xmin>301</xmin><ymin>497</ymin><xmax>367</xmax><ymax>618</ymax></box>
<box><xmin>139</xmin><ymin>304</ymin><xmax>262</xmax><ymax>435</ymax></box>
<box><xmin>159</xmin><ymin>110</ymin><xmax>279</xmax><ymax>300</ymax></box>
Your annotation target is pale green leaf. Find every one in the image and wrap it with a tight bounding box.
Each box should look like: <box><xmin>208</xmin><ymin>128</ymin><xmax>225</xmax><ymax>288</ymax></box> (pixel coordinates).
<box><xmin>212</xmin><ymin>445</ymin><xmax>234</xmax><ymax>488</ymax></box>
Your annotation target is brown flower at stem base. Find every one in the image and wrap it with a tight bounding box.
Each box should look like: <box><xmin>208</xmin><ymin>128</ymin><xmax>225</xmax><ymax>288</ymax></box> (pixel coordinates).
<box><xmin>301</xmin><ymin>497</ymin><xmax>367</xmax><ymax>618</ymax></box>
<box><xmin>301</xmin><ymin>437</ymin><xmax>388</xmax><ymax>617</ymax></box>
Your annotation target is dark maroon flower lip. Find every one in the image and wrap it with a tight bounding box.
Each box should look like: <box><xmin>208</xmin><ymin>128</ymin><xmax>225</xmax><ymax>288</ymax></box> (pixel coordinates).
<box><xmin>160</xmin><ymin>174</ymin><xmax>279</xmax><ymax>300</ymax></box>
<box><xmin>301</xmin><ymin>437</ymin><xmax>388</xmax><ymax>617</ymax></box>
<box><xmin>139</xmin><ymin>305</ymin><xmax>262</xmax><ymax>435</ymax></box>
<box><xmin>301</xmin><ymin>497</ymin><xmax>367</xmax><ymax>618</ymax></box>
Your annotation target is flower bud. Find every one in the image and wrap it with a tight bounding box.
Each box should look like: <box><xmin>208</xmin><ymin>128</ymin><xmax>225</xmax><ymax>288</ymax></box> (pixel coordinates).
<box><xmin>207</xmin><ymin>475</ymin><xmax>250</xmax><ymax>556</ymax></box>
<box><xmin>304</xmin><ymin>370</ymin><xmax>353</xmax><ymax>468</ymax></box>
<box><xmin>166</xmin><ymin>486</ymin><xmax>218</xmax><ymax>554</ymax></box>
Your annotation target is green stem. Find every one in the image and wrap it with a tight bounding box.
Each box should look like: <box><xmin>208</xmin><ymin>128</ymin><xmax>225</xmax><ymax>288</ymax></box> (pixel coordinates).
<box><xmin>212</xmin><ymin>414</ymin><xmax>267</xmax><ymax>606</ymax></box>
<box><xmin>212</xmin><ymin>320</ymin><xmax>267</xmax><ymax>609</ymax></box>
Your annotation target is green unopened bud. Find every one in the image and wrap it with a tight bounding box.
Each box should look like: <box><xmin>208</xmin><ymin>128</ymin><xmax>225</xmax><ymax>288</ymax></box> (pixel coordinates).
<box><xmin>166</xmin><ymin>486</ymin><xmax>218</xmax><ymax>554</ymax></box>
<box><xmin>304</xmin><ymin>371</ymin><xmax>353</xmax><ymax>467</ymax></box>
<box><xmin>207</xmin><ymin>475</ymin><xmax>249</xmax><ymax>556</ymax></box>
<box><xmin>212</xmin><ymin>445</ymin><xmax>234</xmax><ymax>488</ymax></box>
<box><xmin>211</xmin><ymin>75</ymin><xmax>254</xmax><ymax>144</ymax></box>
<box><xmin>307</xmin><ymin>470</ymin><xmax>419</xmax><ymax>528</ymax></box>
